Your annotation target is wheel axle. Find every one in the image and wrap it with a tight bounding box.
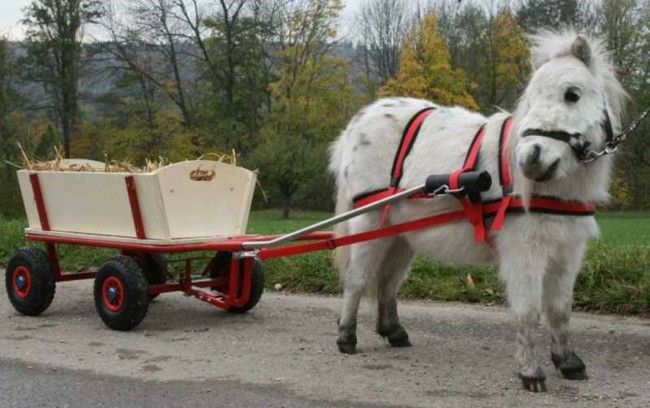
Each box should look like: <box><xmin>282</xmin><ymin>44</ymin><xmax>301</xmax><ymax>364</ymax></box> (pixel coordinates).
<box><xmin>107</xmin><ymin>286</ymin><xmax>118</xmax><ymax>301</ymax></box>
<box><xmin>15</xmin><ymin>275</ymin><xmax>26</xmax><ymax>289</ymax></box>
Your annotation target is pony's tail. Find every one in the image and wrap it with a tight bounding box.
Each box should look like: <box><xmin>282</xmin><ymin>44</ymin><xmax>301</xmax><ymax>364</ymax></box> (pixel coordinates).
<box><xmin>329</xmin><ymin>134</ymin><xmax>351</xmax><ymax>282</ymax></box>
<box><xmin>333</xmin><ymin>190</ymin><xmax>352</xmax><ymax>282</ymax></box>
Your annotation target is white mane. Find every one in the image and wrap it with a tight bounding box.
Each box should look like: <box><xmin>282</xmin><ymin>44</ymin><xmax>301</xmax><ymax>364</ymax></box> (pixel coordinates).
<box><xmin>529</xmin><ymin>30</ymin><xmax>628</xmax><ymax>119</ymax></box>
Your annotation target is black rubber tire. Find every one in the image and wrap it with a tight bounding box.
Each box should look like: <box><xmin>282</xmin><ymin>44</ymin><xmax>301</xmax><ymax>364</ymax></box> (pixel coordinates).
<box><xmin>122</xmin><ymin>251</ymin><xmax>167</xmax><ymax>300</ymax></box>
<box><xmin>94</xmin><ymin>256</ymin><xmax>149</xmax><ymax>331</ymax></box>
<box><xmin>226</xmin><ymin>260</ymin><xmax>265</xmax><ymax>314</ymax></box>
<box><xmin>5</xmin><ymin>247</ymin><xmax>56</xmax><ymax>316</ymax></box>
<box><xmin>209</xmin><ymin>253</ymin><xmax>264</xmax><ymax>314</ymax></box>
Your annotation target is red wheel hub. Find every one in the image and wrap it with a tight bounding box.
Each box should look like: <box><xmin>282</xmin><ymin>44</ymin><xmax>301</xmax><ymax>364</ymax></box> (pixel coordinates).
<box><xmin>12</xmin><ymin>266</ymin><xmax>32</xmax><ymax>299</ymax></box>
<box><xmin>102</xmin><ymin>276</ymin><xmax>125</xmax><ymax>312</ymax></box>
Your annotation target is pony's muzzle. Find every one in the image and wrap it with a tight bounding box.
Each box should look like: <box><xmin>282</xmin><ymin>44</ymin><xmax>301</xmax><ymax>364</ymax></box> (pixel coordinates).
<box><xmin>516</xmin><ymin>142</ymin><xmax>559</xmax><ymax>182</ymax></box>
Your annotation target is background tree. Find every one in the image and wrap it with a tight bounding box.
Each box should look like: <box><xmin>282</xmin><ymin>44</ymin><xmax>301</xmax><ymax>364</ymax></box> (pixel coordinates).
<box><xmin>0</xmin><ymin>38</ymin><xmax>29</xmax><ymax>217</ymax></box>
<box><xmin>356</xmin><ymin>0</ymin><xmax>411</xmax><ymax>97</ymax></box>
<box><xmin>482</xmin><ymin>10</ymin><xmax>530</xmax><ymax>109</ymax></box>
<box><xmin>193</xmin><ymin>0</ymin><xmax>277</xmax><ymax>154</ymax></box>
<box><xmin>598</xmin><ymin>0</ymin><xmax>650</xmax><ymax>208</ymax></box>
<box><xmin>22</xmin><ymin>0</ymin><xmax>103</xmax><ymax>157</ymax></box>
<box><xmin>516</xmin><ymin>0</ymin><xmax>581</xmax><ymax>31</ymax></box>
<box><xmin>133</xmin><ymin>0</ymin><xmax>194</xmax><ymax>127</ymax></box>
<box><xmin>253</xmin><ymin>0</ymin><xmax>352</xmax><ymax>218</ymax></box>
<box><xmin>434</xmin><ymin>2</ymin><xmax>529</xmax><ymax>111</ymax></box>
<box><xmin>379</xmin><ymin>13</ymin><xmax>478</xmax><ymax>110</ymax></box>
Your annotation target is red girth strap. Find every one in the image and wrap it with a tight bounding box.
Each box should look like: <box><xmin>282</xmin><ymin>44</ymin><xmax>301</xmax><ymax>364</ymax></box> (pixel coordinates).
<box><xmin>352</xmin><ymin>107</ymin><xmax>435</xmax><ymax>223</ymax></box>
<box><xmin>490</xmin><ymin>116</ymin><xmax>515</xmax><ymax>231</ymax></box>
<box><xmin>450</xmin><ymin>125</ymin><xmax>487</xmax><ymax>241</ymax></box>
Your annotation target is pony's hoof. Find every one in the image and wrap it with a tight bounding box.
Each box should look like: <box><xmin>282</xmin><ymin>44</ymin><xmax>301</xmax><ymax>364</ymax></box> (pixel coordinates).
<box><xmin>388</xmin><ymin>327</ymin><xmax>412</xmax><ymax>347</ymax></box>
<box><xmin>337</xmin><ymin>332</ymin><xmax>357</xmax><ymax>354</ymax></box>
<box><xmin>551</xmin><ymin>352</ymin><xmax>588</xmax><ymax>380</ymax></box>
<box><xmin>337</xmin><ymin>340</ymin><xmax>357</xmax><ymax>354</ymax></box>
<box><xmin>520</xmin><ymin>368</ymin><xmax>547</xmax><ymax>393</ymax></box>
<box><xmin>378</xmin><ymin>324</ymin><xmax>412</xmax><ymax>347</ymax></box>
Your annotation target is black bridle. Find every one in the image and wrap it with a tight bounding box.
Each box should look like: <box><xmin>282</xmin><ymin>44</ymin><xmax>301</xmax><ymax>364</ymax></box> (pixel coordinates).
<box><xmin>521</xmin><ymin>109</ymin><xmax>615</xmax><ymax>163</ymax></box>
<box><xmin>521</xmin><ymin>106</ymin><xmax>650</xmax><ymax>163</ymax></box>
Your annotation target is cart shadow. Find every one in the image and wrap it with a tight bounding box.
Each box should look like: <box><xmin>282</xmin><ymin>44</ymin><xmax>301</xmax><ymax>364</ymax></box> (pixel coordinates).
<box><xmin>40</xmin><ymin>291</ymin><xmax>266</xmax><ymax>333</ymax></box>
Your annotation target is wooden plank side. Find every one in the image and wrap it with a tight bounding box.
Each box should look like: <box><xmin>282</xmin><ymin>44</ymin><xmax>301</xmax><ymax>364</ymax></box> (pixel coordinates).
<box><xmin>15</xmin><ymin>160</ymin><xmax>255</xmax><ymax>240</ymax></box>
<box><xmin>155</xmin><ymin>161</ymin><xmax>256</xmax><ymax>239</ymax></box>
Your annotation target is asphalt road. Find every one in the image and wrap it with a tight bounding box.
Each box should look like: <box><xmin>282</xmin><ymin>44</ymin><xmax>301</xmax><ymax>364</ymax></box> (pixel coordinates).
<box><xmin>1</xmin><ymin>275</ymin><xmax>648</xmax><ymax>407</ymax></box>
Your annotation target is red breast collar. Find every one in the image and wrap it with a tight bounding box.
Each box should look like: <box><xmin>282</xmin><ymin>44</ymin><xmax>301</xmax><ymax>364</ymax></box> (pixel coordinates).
<box><xmin>352</xmin><ymin>110</ymin><xmax>595</xmax><ymax>242</ymax></box>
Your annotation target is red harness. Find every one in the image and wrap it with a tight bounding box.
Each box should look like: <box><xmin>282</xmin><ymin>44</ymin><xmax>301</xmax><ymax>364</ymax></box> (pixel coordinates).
<box><xmin>352</xmin><ymin>108</ymin><xmax>595</xmax><ymax>242</ymax></box>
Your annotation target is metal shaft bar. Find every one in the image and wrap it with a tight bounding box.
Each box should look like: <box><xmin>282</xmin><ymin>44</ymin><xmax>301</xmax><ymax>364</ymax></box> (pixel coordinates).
<box><xmin>242</xmin><ymin>183</ymin><xmax>450</xmax><ymax>250</ymax></box>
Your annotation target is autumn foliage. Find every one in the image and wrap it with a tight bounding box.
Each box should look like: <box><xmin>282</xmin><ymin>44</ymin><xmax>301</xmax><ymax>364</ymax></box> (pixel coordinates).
<box><xmin>379</xmin><ymin>14</ymin><xmax>479</xmax><ymax>110</ymax></box>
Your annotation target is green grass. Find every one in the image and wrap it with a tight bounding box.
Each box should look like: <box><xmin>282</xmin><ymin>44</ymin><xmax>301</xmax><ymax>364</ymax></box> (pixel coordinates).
<box><xmin>594</xmin><ymin>211</ymin><xmax>650</xmax><ymax>245</ymax></box>
<box><xmin>1</xmin><ymin>209</ymin><xmax>648</xmax><ymax>316</ymax></box>
<box><xmin>247</xmin><ymin>209</ymin><xmax>331</xmax><ymax>235</ymax></box>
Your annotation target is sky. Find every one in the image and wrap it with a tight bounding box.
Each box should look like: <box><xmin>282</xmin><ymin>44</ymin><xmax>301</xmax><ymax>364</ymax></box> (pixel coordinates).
<box><xmin>0</xmin><ymin>0</ymin><xmax>30</xmax><ymax>39</ymax></box>
<box><xmin>0</xmin><ymin>0</ymin><xmax>363</xmax><ymax>41</ymax></box>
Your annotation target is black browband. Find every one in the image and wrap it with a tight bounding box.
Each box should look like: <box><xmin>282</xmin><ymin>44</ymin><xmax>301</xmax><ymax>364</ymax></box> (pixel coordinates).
<box><xmin>521</xmin><ymin>109</ymin><xmax>615</xmax><ymax>162</ymax></box>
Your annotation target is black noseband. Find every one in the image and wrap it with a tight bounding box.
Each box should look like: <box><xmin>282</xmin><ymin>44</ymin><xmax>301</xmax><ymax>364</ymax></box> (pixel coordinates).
<box><xmin>521</xmin><ymin>109</ymin><xmax>615</xmax><ymax>162</ymax></box>
<box><xmin>521</xmin><ymin>129</ymin><xmax>582</xmax><ymax>143</ymax></box>
<box><xmin>521</xmin><ymin>128</ymin><xmax>591</xmax><ymax>160</ymax></box>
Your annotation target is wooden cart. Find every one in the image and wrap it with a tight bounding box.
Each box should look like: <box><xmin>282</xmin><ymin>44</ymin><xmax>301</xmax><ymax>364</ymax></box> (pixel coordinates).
<box><xmin>5</xmin><ymin>159</ymin><xmax>490</xmax><ymax>330</ymax></box>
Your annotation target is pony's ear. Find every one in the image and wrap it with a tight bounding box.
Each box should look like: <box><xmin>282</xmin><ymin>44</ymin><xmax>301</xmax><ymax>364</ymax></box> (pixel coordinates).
<box><xmin>571</xmin><ymin>36</ymin><xmax>592</xmax><ymax>66</ymax></box>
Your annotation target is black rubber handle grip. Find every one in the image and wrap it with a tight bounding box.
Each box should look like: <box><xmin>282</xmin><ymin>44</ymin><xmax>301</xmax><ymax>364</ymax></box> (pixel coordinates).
<box><xmin>424</xmin><ymin>171</ymin><xmax>492</xmax><ymax>194</ymax></box>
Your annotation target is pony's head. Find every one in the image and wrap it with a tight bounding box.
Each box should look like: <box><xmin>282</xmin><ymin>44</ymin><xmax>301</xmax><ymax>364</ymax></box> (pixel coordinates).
<box><xmin>514</xmin><ymin>31</ymin><xmax>627</xmax><ymax>183</ymax></box>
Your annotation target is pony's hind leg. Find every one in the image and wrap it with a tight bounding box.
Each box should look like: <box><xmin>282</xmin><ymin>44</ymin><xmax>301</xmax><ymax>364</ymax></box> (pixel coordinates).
<box><xmin>337</xmin><ymin>227</ymin><xmax>393</xmax><ymax>354</ymax></box>
<box><xmin>544</xmin><ymin>242</ymin><xmax>588</xmax><ymax>380</ymax></box>
<box><xmin>499</xmin><ymin>241</ymin><xmax>548</xmax><ymax>392</ymax></box>
<box><xmin>376</xmin><ymin>238</ymin><xmax>414</xmax><ymax>347</ymax></box>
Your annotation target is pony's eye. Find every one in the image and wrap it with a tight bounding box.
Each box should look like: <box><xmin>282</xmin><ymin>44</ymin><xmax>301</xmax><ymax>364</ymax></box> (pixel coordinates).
<box><xmin>564</xmin><ymin>87</ymin><xmax>581</xmax><ymax>103</ymax></box>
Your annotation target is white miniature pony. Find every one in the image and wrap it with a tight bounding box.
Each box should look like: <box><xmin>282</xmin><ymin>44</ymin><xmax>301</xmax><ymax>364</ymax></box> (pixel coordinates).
<box><xmin>328</xmin><ymin>31</ymin><xmax>626</xmax><ymax>392</ymax></box>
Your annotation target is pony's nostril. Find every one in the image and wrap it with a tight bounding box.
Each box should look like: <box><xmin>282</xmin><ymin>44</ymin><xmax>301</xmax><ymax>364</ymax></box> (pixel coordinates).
<box><xmin>529</xmin><ymin>144</ymin><xmax>542</xmax><ymax>165</ymax></box>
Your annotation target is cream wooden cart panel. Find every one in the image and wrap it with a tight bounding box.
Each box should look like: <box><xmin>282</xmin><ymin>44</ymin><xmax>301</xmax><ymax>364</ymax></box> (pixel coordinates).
<box><xmin>18</xmin><ymin>159</ymin><xmax>256</xmax><ymax>241</ymax></box>
<box><xmin>18</xmin><ymin>170</ymin><xmax>142</xmax><ymax>238</ymax></box>
<box><xmin>155</xmin><ymin>160</ymin><xmax>256</xmax><ymax>239</ymax></box>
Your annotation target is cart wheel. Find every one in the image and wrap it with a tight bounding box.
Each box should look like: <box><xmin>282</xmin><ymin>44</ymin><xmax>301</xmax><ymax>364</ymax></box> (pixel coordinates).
<box><xmin>209</xmin><ymin>253</ymin><xmax>265</xmax><ymax>314</ymax></box>
<box><xmin>227</xmin><ymin>261</ymin><xmax>264</xmax><ymax>314</ymax></box>
<box><xmin>94</xmin><ymin>256</ymin><xmax>149</xmax><ymax>331</ymax></box>
<box><xmin>122</xmin><ymin>251</ymin><xmax>167</xmax><ymax>300</ymax></box>
<box><xmin>5</xmin><ymin>247</ymin><xmax>56</xmax><ymax>316</ymax></box>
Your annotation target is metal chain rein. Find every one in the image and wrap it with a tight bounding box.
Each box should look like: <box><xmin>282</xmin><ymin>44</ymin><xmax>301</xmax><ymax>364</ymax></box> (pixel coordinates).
<box><xmin>582</xmin><ymin>106</ymin><xmax>650</xmax><ymax>163</ymax></box>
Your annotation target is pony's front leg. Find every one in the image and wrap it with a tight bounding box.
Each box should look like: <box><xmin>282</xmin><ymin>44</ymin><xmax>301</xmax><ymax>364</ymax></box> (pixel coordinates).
<box><xmin>545</xmin><ymin>241</ymin><xmax>588</xmax><ymax>380</ymax></box>
<box><xmin>499</xmin><ymin>244</ymin><xmax>547</xmax><ymax>392</ymax></box>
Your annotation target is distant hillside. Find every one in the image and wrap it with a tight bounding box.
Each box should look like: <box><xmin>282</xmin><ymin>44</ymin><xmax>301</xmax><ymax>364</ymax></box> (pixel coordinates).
<box><xmin>7</xmin><ymin>40</ymin><xmax>370</xmax><ymax>123</ymax></box>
